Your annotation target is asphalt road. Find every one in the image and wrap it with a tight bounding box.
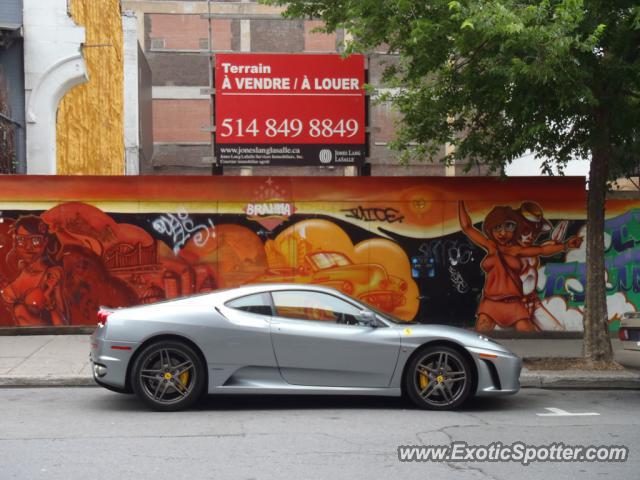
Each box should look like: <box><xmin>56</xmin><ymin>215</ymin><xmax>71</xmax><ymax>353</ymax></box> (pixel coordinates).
<box><xmin>0</xmin><ymin>388</ymin><xmax>637</xmax><ymax>480</ymax></box>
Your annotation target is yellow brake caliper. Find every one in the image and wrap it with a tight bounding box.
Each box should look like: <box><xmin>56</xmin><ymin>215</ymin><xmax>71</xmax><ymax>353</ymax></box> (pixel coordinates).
<box><xmin>178</xmin><ymin>371</ymin><xmax>190</xmax><ymax>389</ymax></box>
<box><xmin>419</xmin><ymin>370</ymin><xmax>429</xmax><ymax>390</ymax></box>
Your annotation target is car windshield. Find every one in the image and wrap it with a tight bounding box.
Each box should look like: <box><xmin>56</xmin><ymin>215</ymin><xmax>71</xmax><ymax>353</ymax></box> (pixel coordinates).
<box><xmin>364</xmin><ymin>303</ymin><xmax>416</xmax><ymax>325</ymax></box>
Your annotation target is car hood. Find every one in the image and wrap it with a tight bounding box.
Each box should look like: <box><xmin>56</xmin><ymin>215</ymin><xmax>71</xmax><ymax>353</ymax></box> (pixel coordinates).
<box><xmin>392</xmin><ymin>323</ymin><xmax>513</xmax><ymax>354</ymax></box>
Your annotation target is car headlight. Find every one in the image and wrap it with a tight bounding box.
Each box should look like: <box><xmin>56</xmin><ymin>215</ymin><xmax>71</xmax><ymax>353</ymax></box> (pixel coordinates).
<box><xmin>477</xmin><ymin>334</ymin><xmax>505</xmax><ymax>349</ymax></box>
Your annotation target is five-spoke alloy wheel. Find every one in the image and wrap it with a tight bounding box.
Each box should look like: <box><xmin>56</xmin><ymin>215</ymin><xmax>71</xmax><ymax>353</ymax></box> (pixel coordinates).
<box><xmin>132</xmin><ymin>340</ymin><xmax>205</xmax><ymax>411</ymax></box>
<box><xmin>404</xmin><ymin>345</ymin><xmax>473</xmax><ymax>410</ymax></box>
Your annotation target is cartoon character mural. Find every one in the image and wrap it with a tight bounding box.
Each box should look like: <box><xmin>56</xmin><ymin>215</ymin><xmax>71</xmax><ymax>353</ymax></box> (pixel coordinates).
<box><xmin>0</xmin><ymin>216</ymin><xmax>68</xmax><ymax>326</ymax></box>
<box><xmin>0</xmin><ymin>207</ymin><xmax>419</xmax><ymax>326</ymax></box>
<box><xmin>458</xmin><ymin>201</ymin><xmax>583</xmax><ymax>332</ymax></box>
<box><xmin>0</xmin><ymin>202</ymin><xmax>229</xmax><ymax>326</ymax></box>
<box><xmin>0</xmin><ymin>175</ymin><xmax>638</xmax><ymax>331</ymax></box>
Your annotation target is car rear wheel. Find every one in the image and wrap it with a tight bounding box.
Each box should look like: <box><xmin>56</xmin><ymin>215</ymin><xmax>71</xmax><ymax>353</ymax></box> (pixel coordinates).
<box><xmin>132</xmin><ymin>340</ymin><xmax>205</xmax><ymax>411</ymax></box>
<box><xmin>404</xmin><ymin>345</ymin><xmax>472</xmax><ymax>410</ymax></box>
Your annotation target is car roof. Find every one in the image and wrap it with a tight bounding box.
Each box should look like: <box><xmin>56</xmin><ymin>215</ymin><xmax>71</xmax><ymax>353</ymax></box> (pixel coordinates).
<box><xmin>207</xmin><ymin>283</ymin><xmax>353</xmax><ymax>303</ymax></box>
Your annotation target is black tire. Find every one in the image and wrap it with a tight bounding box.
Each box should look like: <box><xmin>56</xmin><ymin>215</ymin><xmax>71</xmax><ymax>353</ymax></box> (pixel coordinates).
<box><xmin>404</xmin><ymin>345</ymin><xmax>473</xmax><ymax>410</ymax></box>
<box><xmin>131</xmin><ymin>340</ymin><xmax>205</xmax><ymax>411</ymax></box>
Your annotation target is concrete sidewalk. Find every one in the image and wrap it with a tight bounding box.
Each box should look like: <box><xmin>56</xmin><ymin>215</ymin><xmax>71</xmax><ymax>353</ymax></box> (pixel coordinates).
<box><xmin>501</xmin><ymin>338</ymin><xmax>640</xmax><ymax>389</ymax></box>
<box><xmin>0</xmin><ymin>335</ymin><xmax>639</xmax><ymax>389</ymax></box>
<box><xmin>0</xmin><ymin>335</ymin><xmax>93</xmax><ymax>386</ymax></box>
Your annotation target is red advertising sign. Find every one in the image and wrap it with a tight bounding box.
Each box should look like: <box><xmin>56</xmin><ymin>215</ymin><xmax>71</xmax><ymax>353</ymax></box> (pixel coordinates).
<box><xmin>214</xmin><ymin>53</ymin><xmax>366</xmax><ymax>166</ymax></box>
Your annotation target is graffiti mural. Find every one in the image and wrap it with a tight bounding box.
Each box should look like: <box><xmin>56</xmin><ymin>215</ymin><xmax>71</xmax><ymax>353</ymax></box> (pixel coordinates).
<box><xmin>459</xmin><ymin>200</ymin><xmax>584</xmax><ymax>332</ymax></box>
<box><xmin>0</xmin><ymin>215</ymin><xmax>68</xmax><ymax>326</ymax></box>
<box><xmin>537</xmin><ymin>204</ymin><xmax>640</xmax><ymax>333</ymax></box>
<box><xmin>256</xmin><ymin>219</ymin><xmax>417</xmax><ymax>319</ymax></box>
<box><xmin>0</xmin><ymin>175</ymin><xmax>637</xmax><ymax>332</ymax></box>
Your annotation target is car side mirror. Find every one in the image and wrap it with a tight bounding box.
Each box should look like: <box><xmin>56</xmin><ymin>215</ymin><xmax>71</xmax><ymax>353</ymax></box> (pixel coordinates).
<box><xmin>358</xmin><ymin>310</ymin><xmax>377</xmax><ymax>327</ymax></box>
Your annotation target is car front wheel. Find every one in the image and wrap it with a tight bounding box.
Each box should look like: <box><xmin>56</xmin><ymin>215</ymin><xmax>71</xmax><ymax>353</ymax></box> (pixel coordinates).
<box><xmin>131</xmin><ymin>340</ymin><xmax>205</xmax><ymax>411</ymax></box>
<box><xmin>404</xmin><ymin>345</ymin><xmax>473</xmax><ymax>410</ymax></box>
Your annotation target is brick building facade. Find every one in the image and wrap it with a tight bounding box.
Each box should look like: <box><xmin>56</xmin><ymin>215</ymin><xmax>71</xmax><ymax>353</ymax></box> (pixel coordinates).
<box><xmin>123</xmin><ymin>0</ymin><xmax>487</xmax><ymax>177</ymax></box>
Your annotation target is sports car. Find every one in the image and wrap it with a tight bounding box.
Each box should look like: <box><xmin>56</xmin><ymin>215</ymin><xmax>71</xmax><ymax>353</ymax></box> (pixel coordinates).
<box><xmin>90</xmin><ymin>284</ymin><xmax>521</xmax><ymax>411</ymax></box>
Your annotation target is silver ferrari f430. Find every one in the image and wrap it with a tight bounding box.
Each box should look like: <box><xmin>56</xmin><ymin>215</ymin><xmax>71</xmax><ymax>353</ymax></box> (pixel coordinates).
<box><xmin>90</xmin><ymin>284</ymin><xmax>521</xmax><ymax>411</ymax></box>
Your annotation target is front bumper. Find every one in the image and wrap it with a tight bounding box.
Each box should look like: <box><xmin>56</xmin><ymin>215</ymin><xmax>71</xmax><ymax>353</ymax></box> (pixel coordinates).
<box><xmin>466</xmin><ymin>346</ymin><xmax>522</xmax><ymax>396</ymax></box>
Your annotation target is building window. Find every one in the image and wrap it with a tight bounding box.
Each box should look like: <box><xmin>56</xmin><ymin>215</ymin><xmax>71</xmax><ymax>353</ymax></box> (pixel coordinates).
<box><xmin>150</xmin><ymin>38</ymin><xmax>166</xmax><ymax>50</ymax></box>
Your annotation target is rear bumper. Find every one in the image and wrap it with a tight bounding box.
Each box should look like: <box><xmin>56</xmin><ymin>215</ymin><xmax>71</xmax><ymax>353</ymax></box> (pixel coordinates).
<box><xmin>466</xmin><ymin>346</ymin><xmax>522</xmax><ymax>396</ymax></box>
<box><xmin>619</xmin><ymin>317</ymin><xmax>640</xmax><ymax>349</ymax></box>
<box><xmin>619</xmin><ymin>339</ymin><xmax>640</xmax><ymax>351</ymax></box>
<box><xmin>90</xmin><ymin>327</ymin><xmax>139</xmax><ymax>391</ymax></box>
<box><xmin>93</xmin><ymin>375</ymin><xmax>131</xmax><ymax>394</ymax></box>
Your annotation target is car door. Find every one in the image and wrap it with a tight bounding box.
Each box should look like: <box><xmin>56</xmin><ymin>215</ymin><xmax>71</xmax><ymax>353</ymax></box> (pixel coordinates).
<box><xmin>269</xmin><ymin>290</ymin><xmax>401</xmax><ymax>387</ymax></box>
<box><xmin>206</xmin><ymin>292</ymin><xmax>278</xmax><ymax>368</ymax></box>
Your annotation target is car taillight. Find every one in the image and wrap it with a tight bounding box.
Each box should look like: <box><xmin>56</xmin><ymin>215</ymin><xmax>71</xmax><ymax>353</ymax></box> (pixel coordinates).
<box><xmin>619</xmin><ymin>328</ymin><xmax>629</xmax><ymax>341</ymax></box>
<box><xmin>97</xmin><ymin>308</ymin><xmax>111</xmax><ymax>326</ymax></box>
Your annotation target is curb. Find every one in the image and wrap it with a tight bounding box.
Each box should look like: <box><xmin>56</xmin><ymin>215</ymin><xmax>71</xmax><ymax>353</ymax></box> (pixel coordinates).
<box><xmin>0</xmin><ymin>376</ymin><xmax>95</xmax><ymax>387</ymax></box>
<box><xmin>520</xmin><ymin>368</ymin><xmax>640</xmax><ymax>389</ymax></box>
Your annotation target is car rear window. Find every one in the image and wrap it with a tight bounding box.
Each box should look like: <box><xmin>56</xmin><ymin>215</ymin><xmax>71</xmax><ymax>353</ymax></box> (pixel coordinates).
<box><xmin>226</xmin><ymin>293</ymin><xmax>273</xmax><ymax>316</ymax></box>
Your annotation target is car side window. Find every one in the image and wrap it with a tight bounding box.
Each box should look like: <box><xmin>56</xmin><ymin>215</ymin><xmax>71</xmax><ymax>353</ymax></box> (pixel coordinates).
<box><xmin>271</xmin><ymin>290</ymin><xmax>364</xmax><ymax>325</ymax></box>
<box><xmin>226</xmin><ymin>293</ymin><xmax>273</xmax><ymax>316</ymax></box>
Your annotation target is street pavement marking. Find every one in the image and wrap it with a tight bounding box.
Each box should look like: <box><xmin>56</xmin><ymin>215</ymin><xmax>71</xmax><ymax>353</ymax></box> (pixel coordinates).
<box><xmin>536</xmin><ymin>407</ymin><xmax>600</xmax><ymax>417</ymax></box>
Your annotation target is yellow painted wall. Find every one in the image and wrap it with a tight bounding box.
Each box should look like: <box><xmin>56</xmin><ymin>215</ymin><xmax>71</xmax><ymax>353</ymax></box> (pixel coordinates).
<box><xmin>56</xmin><ymin>0</ymin><xmax>124</xmax><ymax>174</ymax></box>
